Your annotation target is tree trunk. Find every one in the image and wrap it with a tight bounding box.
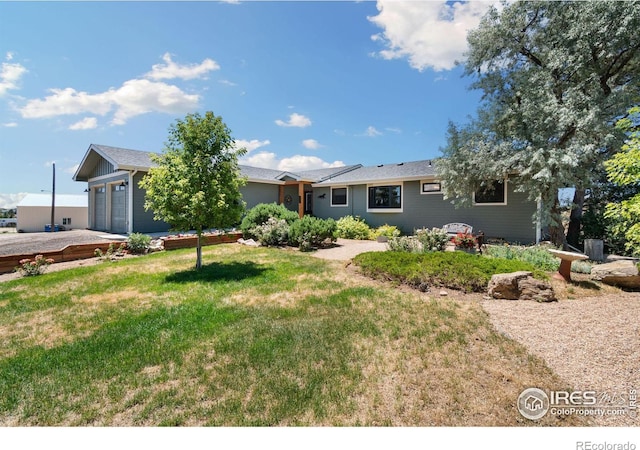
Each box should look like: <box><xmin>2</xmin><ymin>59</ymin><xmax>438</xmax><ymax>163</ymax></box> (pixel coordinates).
<box><xmin>548</xmin><ymin>194</ymin><xmax>567</xmax><ymax>248</ymax></box>
<box><xmin>566</xmin><ymin>188</ymin><xmax>585</xmax><ymax>249</ymax></box>
<box><xmin>196</xmin><ymin>232</ymin><xmax>203</xmax><ymax>270</ymax></box>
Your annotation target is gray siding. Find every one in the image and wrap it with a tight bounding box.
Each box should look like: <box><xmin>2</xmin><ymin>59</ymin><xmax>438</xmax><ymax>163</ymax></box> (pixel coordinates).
<box><xmin>313</xmin><ymin>181</ymin><xmax>537</xmax><ymax>243</ymax></box>
<box><xmin>132</xmin><ymin>172</ymin><xmax>170</xmax><ymax>233</ymax></box>
<box><xmin>89</xmin><ymin>158</ymin><xmax>115</xmax><ymax>178</ymax></box>
<box><xmin>240</xmin><ymin>182</ymin><xmax>280</xmax><ymax>210</ymax></box>
<box><xmin>283</xmin><ymin>185</ymin><xmax>300</xmax><ymax>212</ymax></box>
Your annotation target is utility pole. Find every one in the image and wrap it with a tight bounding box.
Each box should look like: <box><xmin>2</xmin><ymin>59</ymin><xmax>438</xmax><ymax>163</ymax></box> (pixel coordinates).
<box><xmin>50</xmin><ymin>162</ymin><xmax>56</xmax><ymax>232</ymax></box>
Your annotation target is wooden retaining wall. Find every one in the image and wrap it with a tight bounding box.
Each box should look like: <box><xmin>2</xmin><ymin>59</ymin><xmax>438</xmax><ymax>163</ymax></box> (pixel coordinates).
<box><xmin>0</xmin><ymin>242</ymin><xmax>114</xmax><ymax>275</ymax></box>
<box><xmin>0</xmin><ymin>232</ymin><xmax>243</xmax><ymax>274</ymax></box>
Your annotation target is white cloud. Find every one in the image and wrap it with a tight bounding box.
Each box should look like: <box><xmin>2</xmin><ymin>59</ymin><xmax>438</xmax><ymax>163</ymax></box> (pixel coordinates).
<box><xmin>44</xmin><ymin>160</ymin><xmax>56</xmax><ymax>167</ymax></box>
<box><xmin>302</xmin><ymin>139</ymin><xmax>323</xmax><ymax>150</ymax></box>
<box><xmin>275</xmin><ymin>113</ymin><xmax>312</xmax><ymax>128</ymax></box>
<box><xmin>65</xmin><ymin>163</ymin><xmax>80</xmax><ymax>174</ymax></box>
<box><xmin>20</xmin><ymin>79</ymin><xmax>199</xmax><ymax>126</ymax></box>
<box><xmin>219</xmin><ymin>79</ymin><xmax>237</xmax><ymax>87</ymax></box>
<box><xmin>278</xmin><ymin>155</ymin><xmax>344</xmax><ymax>172</ymax></box>
<box><xmin>364</xmin><ymin>126</ymin><xmax>382</xmax><ymax>137</ymax></box>
<box><xmin>0</xmin><ymin>193</ymin><xmax>27</xmax><ymax>209</ymax></box>
<box><xmin>69</xmin><ymin>117</ymin><xmax>98</xmax><ymax>130</ymax></box>
<box><xmin>240</xmin><ymin>152</ymin><xmax>344</xmax><ymax>172</ymax></box>
<box><xmin>2</xmin><ymin>122</ymin><xmax>17</xmax><ymax>128</ymax></box>
<box><xmin>145</xmin><ymin>53</ymin><xmax>219</xmax><ymax>80</ymax></box>
<box><xmin>369</xmin><ymin>0</ymin><xmax>494</xmax><ymax>72</ymax></box>
<box><xmin>234</xmin><ymin>139</ymin><xmax>271</xmax><ymax>154</ymax></box>
<box><xmin>19</xmin><ymin>54</ymin><xmax>209</xmax><ymax>125</ymax></box>
<box><xmin>0</xmin><ymin>53</ymin><xmax>27</xmax><ymax>96</ymax></box>
<box><xmin>385</xmin><ymin>127</ymin><xmax>402</xmax><ymax>134</ymax></box>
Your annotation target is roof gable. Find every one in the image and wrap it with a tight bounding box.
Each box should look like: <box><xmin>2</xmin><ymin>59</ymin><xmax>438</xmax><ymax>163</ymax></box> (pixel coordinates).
<box><xmin>73</xmin><ymin>144</ymin><xmax>156</xmax><ymax>181</ymax></box>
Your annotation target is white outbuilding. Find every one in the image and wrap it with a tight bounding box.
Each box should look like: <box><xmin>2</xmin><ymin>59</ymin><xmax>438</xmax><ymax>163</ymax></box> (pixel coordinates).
<box><xmin>16</xmin><ymin>193</ymin><xmax>88</xmax><ymax>233</ymax></box>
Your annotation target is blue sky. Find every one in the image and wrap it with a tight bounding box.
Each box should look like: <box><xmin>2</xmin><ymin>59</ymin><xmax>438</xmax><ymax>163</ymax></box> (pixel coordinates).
<box><xmin>0</xmin><ymin>1</ymin><xmax>495</xmax><ymax>208</ymax></box>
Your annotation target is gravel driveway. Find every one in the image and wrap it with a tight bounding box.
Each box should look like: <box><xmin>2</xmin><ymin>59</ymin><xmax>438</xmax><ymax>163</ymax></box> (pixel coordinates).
<box><xmin>0</xmin><ymin>229</ymin><xmax>123</xmax><ymax>256</ymax></box>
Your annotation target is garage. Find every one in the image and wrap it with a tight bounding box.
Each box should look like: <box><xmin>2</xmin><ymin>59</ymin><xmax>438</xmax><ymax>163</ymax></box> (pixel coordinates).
<box><xmin>16</xmin><ymin>193</ymin><xmax>88</xmax><ymax>233</ymax></box>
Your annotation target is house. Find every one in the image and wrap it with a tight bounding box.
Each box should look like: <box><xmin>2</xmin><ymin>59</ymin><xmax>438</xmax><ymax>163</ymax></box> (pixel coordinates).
<box><xmin>16</xmin><ymin>193</ymin><xmax>88</xmax><ymax>233</ymax></box>
<box><xmin>73</xmin><ymin>144</ymin><xmax>539</xmax><ymax>243</ymax></box>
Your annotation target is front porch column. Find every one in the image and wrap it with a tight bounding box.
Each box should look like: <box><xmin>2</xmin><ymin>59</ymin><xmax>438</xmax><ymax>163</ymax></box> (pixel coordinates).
<box><xmin>278</xmin><ymin>185</ymin><xmax>285</xmax><ymax>205</ymax></box>
<box><xmin>298</xmin><ymin>182</ymin><xmax>304</xmax><ymax>218</ymax></box>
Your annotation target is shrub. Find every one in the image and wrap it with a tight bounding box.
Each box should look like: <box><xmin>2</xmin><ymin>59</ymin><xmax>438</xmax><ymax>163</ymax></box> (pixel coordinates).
<box><xmin>451</xmin><ymin>232</ymin><xmax>476</xmax><ymax>249</ymax></box>
<box><xmin>372</xmin><ymin>224</ymin><xmax>401</xmax><ymax>240</ymax></box>
<box><xmin>415</xmin><ymin>227</ymin><xmax>449</xmax><ymax>252</ymax></box>
<box><xmin>241</xmin><ymin>203</ymin><xmax>299</xmax><ymax>239</ymax></box>
<box><xmin>387</xmin><ymin>236</ymin><xmax>420</xmax><ymax>253</ymax></box>
<box><xmin>126</xmin><ymin>232</ymin><xmax>151</xmax><ymax>254</ymax></box>
<box><xmin>251</xmin><ymin>217</ymin><xmax>290</xmax><ymax>247</ymax></box>
<box><xmin>95</xmin><ymin>243</ymin><xmax>127</xmax><ymax>261</ymax></box>
<box><xmin>289</xmin><ymin>216</ymin><xmax>337</xmax><ymax>251</ymax></box>
<box><xmin>16</xmin><ymin>255</ymin><xmax>55</xmax><ymax>277</ymax></box>
<box><xmin>336</xmin><ymin>215</ymin><xmax>373</xmax><ymax>240</ymax></box>
<box><xmin>571</xmin><ymin>260</ymin><xmax>592</xmax><ymax>274</ymax></box>
<box><xmin>353</xmin><ymin>251</ymin><xmax>546</xmax><ymax>293</ymax></box>
<box><xmin>484</xmin><ymin>244</ymin><xmax>560</xmax><ymax>272</ymax></box>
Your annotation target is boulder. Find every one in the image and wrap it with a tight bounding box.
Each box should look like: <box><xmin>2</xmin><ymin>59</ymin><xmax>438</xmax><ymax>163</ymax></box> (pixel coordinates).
<box><xmin>488</xmin><ymin>271</ymin><xmax>556</xmax><ymax>302</ymax></box>
<box><xmin>591</xmin><ymin>260</ymin><xmax>640</xmax><ymax>290</ymax></box>
<box><xmin>487</xmin><ymin>271</ymin><xmax>532</xmax><ymax>300</ymax></box>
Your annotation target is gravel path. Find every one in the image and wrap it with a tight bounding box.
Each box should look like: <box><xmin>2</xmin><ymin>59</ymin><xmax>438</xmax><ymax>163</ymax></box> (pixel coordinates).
<box><xmin>482</xmin><ymin>294</ymin><xmax>640</xmax><ymax>426</ymax></box>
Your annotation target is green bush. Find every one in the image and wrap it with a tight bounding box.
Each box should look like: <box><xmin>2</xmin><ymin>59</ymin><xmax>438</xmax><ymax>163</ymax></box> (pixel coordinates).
<box><xmin>126</xmin><ymin>232</ymin><xmax>151</xmax><ymax>254</ymax></box>
<box><xmin>241</xmin><ymin>203</ymin><xmax>299</xmax><ymax>239</ymax></box>
<box><xmin>251</xmin><ymin>217</ymin><xmax>290</xmax><ymax>247</ymax></box>
<box><xmin>387</xmin><ymin>236</ymin><xmax>420</xmax><ymax>253</ymax></box>
<box><xmin>484</xmin><ymin>244</ymin><xmax>560</xmax><ymax>271</ymax></box>
<box><xmin>371</xmin><ymin>224</ymin><xmax>401</xmax><ymax>240</ymax></box>
<box><xmin>289</xmin><ymin>216</ymin><xmax>337</xmax><ymax>251</ymax></box>
<box><xmin>415</xmin><ymin>227</ymin><xmax>450</xmax><ymax>252</ymax></box>
<box><xmin>353</xmin><ymin>251</ymin><xmax>546</xmax><ymax>293</ymax></box>
<box><xmin>336</xmin><ymin>215</ymin><xmax>373</xmax><ymax>240</ymax></box>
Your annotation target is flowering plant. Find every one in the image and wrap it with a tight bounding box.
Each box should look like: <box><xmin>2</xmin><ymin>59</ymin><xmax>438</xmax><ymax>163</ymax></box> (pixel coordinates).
<box><xmin>451</xmin><ymin>232</ymin><xmax>476</xmax><ymax>249</ymax></box>
<box><xmin>16</xmin><ymin>255</ymin><xmax>55</xmax><ymax>276</ymax></box>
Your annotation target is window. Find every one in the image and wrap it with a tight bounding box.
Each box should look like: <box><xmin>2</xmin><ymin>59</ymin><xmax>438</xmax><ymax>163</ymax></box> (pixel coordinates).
<box><xmin>474</xmin><ymin>180</ymin><xmax>506</xmax><ymax>205</ymax></box>
<box><xmin>62</xmin><ymin>218</ymin><xmax>71</xmax><ymax>225</ymax></box>
<box><xmin>421</xmin><ymin>182</ymin><xmax>441</xmax><ymax>194</ymax></box>
<box><xmin>95</xmin><ymin>186</ymin><xmax>106</xmax><ymax>193</ymax></box>
<box><xmin>368</xmin><ymin>185</ymin><xmax>402</xmax><ymax>211</ymax></box>
<box><xmin>113</xmin><ymin>184</ymin><xmax>126</xmax><ymax>192</ymax></box>
<box><xmin>331</xmin><ymin>187</ymin><xmax>348</xmax><ymax>207</ymax></box>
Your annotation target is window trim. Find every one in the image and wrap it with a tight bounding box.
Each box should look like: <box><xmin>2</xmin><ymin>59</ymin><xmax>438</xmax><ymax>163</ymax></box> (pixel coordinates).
<box><xmin>367</xmin><ymin>183</ymin><xmax>403</xmax><ymax>213</ymax></box>
<box><xmin>330</xmin><ymin>186</ymin><xmax>349</xmax><ymax>207</ymax></box>
<box><xmin>473</xmin><ymin>180</ymin><xmax>507</xmax><ymax>206</ymax></box>
<box><xmin>420</xmin><ymin>181</ymin><xmax>442</xmax><ymax>195</ymax></box>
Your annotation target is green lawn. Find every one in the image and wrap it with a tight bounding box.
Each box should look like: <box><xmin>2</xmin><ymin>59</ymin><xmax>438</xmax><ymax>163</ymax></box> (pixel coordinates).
<box><xmin>0</xmin><ymin>245</ymin><xmax>586</xmax><ymax>426</ymax></box>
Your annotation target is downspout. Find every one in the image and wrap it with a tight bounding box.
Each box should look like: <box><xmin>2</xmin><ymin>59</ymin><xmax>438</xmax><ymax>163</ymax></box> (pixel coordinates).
<box><xmin>128</xmin><ymin>170</ymin><xmax>137</xmax><ymax>234</ymax></box>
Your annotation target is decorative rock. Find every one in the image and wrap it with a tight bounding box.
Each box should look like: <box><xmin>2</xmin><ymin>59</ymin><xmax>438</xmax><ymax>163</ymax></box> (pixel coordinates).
<box><xmin>518</xmin><ymin>277</ymin><xmax>556</xmax><ymax>302</ymax></box>
<box><xmin>488</xmin><ymin>271</ymin><xmax>556</xmax><ymax>302</ymax></box>
<box><xmin>487</xmin><ymin>271</ymin><xmax>532</xmax><ymax>300</ymax></box>
<box><xmin>237</xmin><ymin>238</ymin><xmax>259</xmax><ymax>247</ymax></box>
<box><xmin>591</xmin><ymin>260</ymin><xmax>640</xmax><ymax>290</ymax></box>
<box><xmin>439</xmin><ymin>290</ymin><xmax>448</xmax><ymax>297</ymax></box>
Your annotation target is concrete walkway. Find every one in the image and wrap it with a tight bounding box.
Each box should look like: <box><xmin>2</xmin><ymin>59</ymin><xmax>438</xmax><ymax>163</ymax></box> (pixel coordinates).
<box><xmin>311</xmin><ymin>238</ymin><xmax>388</xmax><ymax>261</ymax></box>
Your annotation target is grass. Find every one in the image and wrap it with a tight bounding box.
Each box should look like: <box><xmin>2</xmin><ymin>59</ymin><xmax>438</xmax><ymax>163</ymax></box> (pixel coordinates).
<box><xmin>353</xmin><ymin>250</ymin><xmax>547</xmax><ymax>293</ymax></box>
<box><xmin>0</xmin><ymin>245</ymin><xmax>587</xmax><ymax>426</ymax></box>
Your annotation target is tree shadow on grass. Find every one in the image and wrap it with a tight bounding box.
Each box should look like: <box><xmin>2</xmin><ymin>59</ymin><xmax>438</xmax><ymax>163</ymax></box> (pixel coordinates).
<box><xmin>165</xmin><ymin>261</ymin><xmax>270</xmax><ymax>284</ymax></box>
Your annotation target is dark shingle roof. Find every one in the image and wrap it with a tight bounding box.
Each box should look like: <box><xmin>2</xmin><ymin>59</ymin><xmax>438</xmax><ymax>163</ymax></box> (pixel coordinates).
<box><xmin>313</xmin><ymin>159</ymin><xmax>437</xmax><ymax>185</ymax></box>
<box><xmin>91</xmin><ymin>144</ymin><xmax>157</xmax><ymax>169</ymax></box>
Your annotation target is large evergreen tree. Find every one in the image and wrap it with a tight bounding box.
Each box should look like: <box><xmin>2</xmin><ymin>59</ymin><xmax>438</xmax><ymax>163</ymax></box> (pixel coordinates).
<box><xmin>140</xmin><ymin>112</ymin><xmax>246</xmax><ymax>269</ymax></box>
<box><xmin>437</xmin><ymin>0</ymin><xmax>640</xmax><ymax>246</ymax></box>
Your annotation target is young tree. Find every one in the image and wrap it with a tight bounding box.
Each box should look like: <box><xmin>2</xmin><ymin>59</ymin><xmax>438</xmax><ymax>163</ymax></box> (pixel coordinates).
<box><xmin>604</xmin><ymin>107</ymin><xmax>640</xmax><ymax>256</ymax></box>
<box><xmin>437</xmin><ymin>1</ymin><xmax>640</xmax><ymax>246</ymax></box>
<box><xmin>140</xmin><ymin>112</ymin><xmax>247</xmax><ymax>269</ymax></box>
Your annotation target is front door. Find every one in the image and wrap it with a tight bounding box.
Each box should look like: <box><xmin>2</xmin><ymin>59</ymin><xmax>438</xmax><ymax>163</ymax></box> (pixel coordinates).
<box><xmin>304</xmin><ymin>191</ymin><xmax>313</xmax><ymax>215</ymax></box>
